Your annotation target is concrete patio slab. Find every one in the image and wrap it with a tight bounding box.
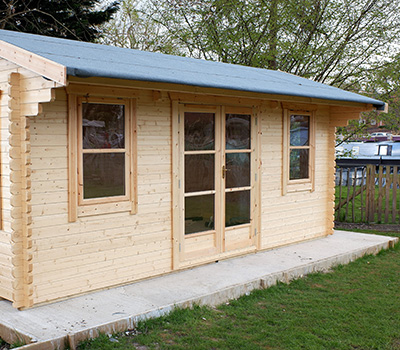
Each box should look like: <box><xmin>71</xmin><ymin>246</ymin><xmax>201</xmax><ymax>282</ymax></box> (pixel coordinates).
<box><xmin>1</xmin><ymin>230</ymin><xmax>398</xmax><ymax>350</ymax></box>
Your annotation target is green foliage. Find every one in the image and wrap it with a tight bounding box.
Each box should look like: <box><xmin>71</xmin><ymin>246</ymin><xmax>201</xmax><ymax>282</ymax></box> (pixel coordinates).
<box><xmin>100</xmin><ymin>0</ymin><xmax>181</xmax><ymax>54</ymax></box>
<box><xmin>79</xmin><ymin>233</ymin><xmax>400</xmax><ymax>349</ymax></box>
<box><xmin>0</xmin><ymin>0</ymin><xmax>120</xmax><ymax>42</ymax></box>
<box><xmin>146</xmin><ymin>0</ymin><xmax>400</xmax><ymax>87</ymax></box>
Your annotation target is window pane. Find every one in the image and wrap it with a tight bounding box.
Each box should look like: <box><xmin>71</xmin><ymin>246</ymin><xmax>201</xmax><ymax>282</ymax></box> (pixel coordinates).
<box><xmin>225</xmin><ymin>191</ymin><xmax>250</xmax><ymax>227</ymax></box>
<box><xmin>290</xmin><ymin>115</ymin><xmax>309</xmax><ymax>146</ymax></box>
<box><xmin>226</xmin><ymin>153</ymin><xmax>250</xmax><ymax>189</ymax></box>
<box><xmin>185</xmin><ymin>195</ymin><xmax>215</xmax><ymax>235</ymax></box>
<box><xmin>83</xmin><ymin>153</ymin><xmax>125</xmax><ymax>199</ymax></box>
<box><xmin>226</xmin><ymin>114</ymin><xmax>250</xmax><ymax>149</ymax></box>
<box><xmin>290</xmin><ymin>149</ymin><xmax>309</xmax><ymax>180</ymax></box>
<box><xmin>185</xmin><ymin>154</ymin><xmax>214</xmax><ymax>193</ymax></box>
<box><xmin>82</xmin><ymin>103</ymin><xmax>125</xmax><ymax>149</ymax></box>
<box><xmin>185</xmin><ymin>112</ymin><xmax>215</xmax><ymax>151</ymax></box>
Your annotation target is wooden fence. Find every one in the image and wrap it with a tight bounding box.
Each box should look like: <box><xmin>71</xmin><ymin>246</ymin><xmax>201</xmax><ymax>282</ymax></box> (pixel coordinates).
<box><xmin>335</xmin><ymin>164</ymin><xmax>400</xmax><ymax>224</ymax></box>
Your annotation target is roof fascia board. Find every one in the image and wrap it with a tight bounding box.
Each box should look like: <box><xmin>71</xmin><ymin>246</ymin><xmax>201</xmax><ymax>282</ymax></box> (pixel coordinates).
<box><xmin>68</xmin><ymin>76</ymin><xmax>377</xmax><ymax>111</ymax></box>
<box><xmin>0</xmin><ymin>40</ymin><xmax>66</xmax><ymax>86</ymax></box>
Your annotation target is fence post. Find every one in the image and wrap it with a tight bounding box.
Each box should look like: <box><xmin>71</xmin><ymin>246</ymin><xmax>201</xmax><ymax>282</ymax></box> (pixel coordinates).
<box><xmin>377</xmin><ymin>166</ymin><xmax>384</xmax><ymax>223</ymax></box>
<box><xmin>352</xmin><ymin>167</ymin><xmax>357</xmax><ymax>222</ymax></box>
<box><xmin>345</xmin><ymin>167</ymin><xmax>351</xmax><ymax>221</ymax></box>
<box><xmin>360</xmin><ymin>167</ymin><xmax>365</xmax><ymax>222</ymax></box>
<box><xmin>394</xmin><ymin>166</ymin><xmax>399</xmax><ymax>223</ymax></box>
<box><xmin>385</xmin><ymin>165</ymin><xmax>391</xmax><ymax>223</ymax></box>
<box><xmin>337</xmin><ymin>167</ymin><xmax>343</xmax><ymax>221</ymax></box>
<box><xmin>366</xmin><ymin>164</ymin><xmax>375</xmax><ymax>222</ymax></box>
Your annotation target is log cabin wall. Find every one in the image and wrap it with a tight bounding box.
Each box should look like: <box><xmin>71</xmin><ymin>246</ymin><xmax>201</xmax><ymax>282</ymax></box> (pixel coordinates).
<box><xmin>0</xmin><ymin>58</ymin><xmax>59</xmax><ymax>308</ymax></box>
<box><xmin>29</xmin><ymin>87</ymin><xmax>173</xmax><ymax>305</ymax></box>
<box><xmin>259</xmin><ymin>104</ymin><xmax>334</xmax><ymax>249</ymax></box>
<box><xmin>0</xmin><ymin>60</ymin><xmax>15</xmax><ymax>304</ymax></box>
<box><xmin>28</xmin><ymin>84</ymin><xmax>338</xmax><ymax>306</ymax></box>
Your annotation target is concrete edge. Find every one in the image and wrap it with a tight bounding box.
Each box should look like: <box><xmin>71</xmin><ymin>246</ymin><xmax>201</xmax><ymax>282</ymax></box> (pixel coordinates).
<box><xmin>11</xmin><ymin>236</ymin><xmax>399</xmax><ymax>350</ymax></box>
<box><xmin>0</xmin><ymin>323</ymin><xmax>36</xmax><ymax>346</ymax></box>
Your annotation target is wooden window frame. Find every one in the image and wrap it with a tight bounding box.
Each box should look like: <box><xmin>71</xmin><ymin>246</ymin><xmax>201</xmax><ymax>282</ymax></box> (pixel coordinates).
<box><xmin>68</xmin><ymin>94</ymin><xmax>137</xmax><ymax>221</ymax></box>
<box><xmin>282</xmin><ymin>109</ymin><xmax>315</xmax><ymax>195</ymax></box>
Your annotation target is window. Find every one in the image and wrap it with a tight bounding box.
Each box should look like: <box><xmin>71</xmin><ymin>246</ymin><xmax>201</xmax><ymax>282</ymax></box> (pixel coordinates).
<box><xmin>283</xmin><ymin>110</ymin><xmax>315</xmax><ymax>194</ymax></box>
<box><xmin>68</xmin><ymin>94</ymin><xmax>137</xmax><ymax>221</ymax></box>
<box><xmin>377</xmin><ymin>144</ymin><xmax>392</xmax><ymax>156</ymax></box>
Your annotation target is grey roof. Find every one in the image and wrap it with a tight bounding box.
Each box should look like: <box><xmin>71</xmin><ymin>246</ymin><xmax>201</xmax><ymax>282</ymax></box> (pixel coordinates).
<box><xmin>0</xmin><ymin>29</ymin><xmax>385</xmax><ymax>110</ymax></box>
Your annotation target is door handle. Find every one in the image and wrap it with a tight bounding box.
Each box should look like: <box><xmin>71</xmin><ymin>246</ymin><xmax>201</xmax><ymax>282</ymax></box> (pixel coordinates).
<box><xmin>222</xmin><ymin>165</ymin><xmax>229</xmax><ymax>179</ymax></box>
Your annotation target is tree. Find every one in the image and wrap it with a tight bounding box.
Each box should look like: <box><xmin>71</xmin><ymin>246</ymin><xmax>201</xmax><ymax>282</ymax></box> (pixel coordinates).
<box><xmin>146</xmin><ymin>0</ymin><xmax>400</xmax><ymax>89</ymax></box>
<box><xmin>0</xmin><ymin>0</ymin><xmax>119</xmax><ymax>42</ymax></box>
<box><xmin>100</xmin><ymin>0</ymin><xmax>180</xmax><ymax>54</ymax></box>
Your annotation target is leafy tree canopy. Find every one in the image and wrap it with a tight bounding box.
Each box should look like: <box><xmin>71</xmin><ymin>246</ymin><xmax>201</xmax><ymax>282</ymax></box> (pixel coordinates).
<box><xmin>0</xmin><ymin>0</ymin><xmax>119</xmax><ymax>42</ymax></box>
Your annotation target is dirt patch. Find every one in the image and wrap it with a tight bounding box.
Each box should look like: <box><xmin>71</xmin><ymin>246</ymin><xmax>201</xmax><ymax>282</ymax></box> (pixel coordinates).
<box><xmin>334</xmin><ymin>221</ymin><xmax>400</xmax><ymax>233</ymax></box>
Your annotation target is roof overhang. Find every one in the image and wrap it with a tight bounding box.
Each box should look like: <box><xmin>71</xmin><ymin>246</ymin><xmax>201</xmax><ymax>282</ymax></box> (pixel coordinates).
<box><xmin>0</xmin><ymin>40</ymin><xmax>66</xmax><ymax>85</ymax></box>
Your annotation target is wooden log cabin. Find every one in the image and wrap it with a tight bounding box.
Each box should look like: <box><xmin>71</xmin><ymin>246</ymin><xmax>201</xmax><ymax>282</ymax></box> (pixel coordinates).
<box><xmin>0</xmin><ymin>29</ymin><xmax>386</xmax><ymax>309</ymax></box>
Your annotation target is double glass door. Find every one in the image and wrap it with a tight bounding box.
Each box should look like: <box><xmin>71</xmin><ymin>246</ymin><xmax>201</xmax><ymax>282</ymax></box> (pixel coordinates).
<box><xmin>178</xmin><ymin>105</ymin><xmax>257</xmax><ymax>262</ymax></box>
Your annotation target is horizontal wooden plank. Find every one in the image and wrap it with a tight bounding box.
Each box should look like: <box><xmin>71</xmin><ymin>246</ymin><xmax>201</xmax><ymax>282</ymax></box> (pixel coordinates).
<box><xmin>0</xmin><ymin>253</ymin><xmax>12</xmax><ymax>266</ymax></box>
<box><xmin>30</xmin><ymin>157</ymin><xmax>67</xmax><ymax>170</ymax></box>
<box><xmin>30</xmin><ymin>123</ymin><xmax>67</xmax><ymax>135</ymax></box>
<box><xmin>31</xmin><ymin>168</ymin><xmax>68</xmax><ymax>181</ymax></box>
<box><xmin>33</xmin><ymin>257</ymin><xmax>171</xmax><ymax>303</ymax></box>
<box><xmin>30</xmin><ymin>134</ymin><xmax>68</xmax><ymax>146</ymax></box>
<box><xmin>33</xmin><ymin>246</ymin><xmax>172</xmax><ymax>279</ymax></box>
<box><xmin>30</xmin><ymin>179</ymin><xmax>68</xmax><ymax>193</ymax></box>
<box><xmin>31</xmin><ymin>191</ymin><xmax>68</xmax><ymax>205</ymax></box>
<box><xmin>31</xmin><ymin>147</ymin><xmax>67</xmax><ymax>159</ymax></box>
<box><xmin>0</xmin><ymin>283</ymin><xmax>13</xmax><ymax>302</ymax></box>
<box><xmin>31</xmin><ymin>202</ymin><xmax>68</xmax><ymax>216</ymax></box>
<box><xmin>0</xmin><ymin>230</ymin><xmax>11</xmax><ymax>244</ymax></box>
<box><xmin>33</xmin><ymin>255</ymin><xmax>172</xmax><ymax>292</ymax></box>
<box><xmin>33</xmin><ymin>235</ymin><xmax>171</xmax><ymax>264</ymax></box>
<box><xmin>0</xmin><ymin>264</ymin><xmax>12</xmax><ymax>279</ymax></box>
<box><xmin>31</xmin><ymin>203</ymin><xmax>171</xmax><ymax>228</ymax></box>
<box><xmin>33</xmin><ymin>225</ymin><xmax>170</xmax><ymax>250</ymax></box>
<box><xmin>0</xmin><ymin>241</ymin><xmax>12</xmax><ymax>257</ymax></box>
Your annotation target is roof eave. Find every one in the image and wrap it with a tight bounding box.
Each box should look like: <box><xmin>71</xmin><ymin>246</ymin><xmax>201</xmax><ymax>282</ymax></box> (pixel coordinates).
<box><xmin>0</xmin><ymin>40</ymin><xmax>67</xmax><ymax>85</ymax></box>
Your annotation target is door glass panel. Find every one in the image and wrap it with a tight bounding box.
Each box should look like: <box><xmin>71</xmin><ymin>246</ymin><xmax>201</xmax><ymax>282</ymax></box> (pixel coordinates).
<box><xmin>82</xmin><ymin>103</ymin><xmax>125</xmax><ymax>149</ymax></box>
<box><xmin>83</xmin><ymin>153</ymin><xmax>125</xmax><ymax>199</ymax></box>
<box><xmin>225</xmin><ymin>191</ymin><xmax>250</xmax><ymax>227</ymax></box>
<box><xmin>226</xmin><ymin>114</ymin><xmax>251</xmax><ymax>150</ymax></box>
<box><xmin>185</xmin><ymin>112</ymin><xmax>215</xmax><ymax>151</ymax></box>
<box><xmin>185</xmin><ymin>154</ymin><xmax>215</xmax><ymax>193</ymax></box>
<box><xmin>185</xmin><ymin>195</ymin><xmax>215</xmax><ymax>235</ymax></box>
<box><xmin>225</xmin><ymin>153</ymin><xmax>250</xmax><ymax>188</ymax></box>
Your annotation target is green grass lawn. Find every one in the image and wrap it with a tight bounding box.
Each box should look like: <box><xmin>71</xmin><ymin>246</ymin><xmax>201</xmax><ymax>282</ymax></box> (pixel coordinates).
<box><xmin>78</xmin><ymin>230</ymin><xmax>400</xmax><ymax>350</ymax></box>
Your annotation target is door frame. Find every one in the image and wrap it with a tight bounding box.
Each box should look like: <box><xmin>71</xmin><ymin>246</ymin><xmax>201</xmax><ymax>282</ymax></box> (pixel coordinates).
<box><xmin>172</xmin><ymin>99</ymin><xmax>262</xmax><ymax>269</ymax></box>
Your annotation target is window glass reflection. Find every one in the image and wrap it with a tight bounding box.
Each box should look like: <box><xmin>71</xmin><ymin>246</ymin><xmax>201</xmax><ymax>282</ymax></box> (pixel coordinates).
<box><xmin>83</xmin><ymin>153</ymin><xmax>125</xmax><ymax>199</ymax></box>
<box><xmin>185</xmin><ymin>195</ymin><xmax>215</xmax><ymax>235</ymax></box>
<box><xmin>82</xmin><ymin>103</ymin><xmax>125</xmax><ymax>149</ymax></box>
<box><xmin>289</xmin><ymin>149</ymin><xmax>309</xmax><ymax>180</ymax></box>
<box><xmin>290</xmin><ymin>115</ymin><xmax>309</xmax><ymax>146</ymax></box>
<box><xmin>225</xmin><ymin>153</ymin><xmax>250</xmax><ymax>188</ymax></box>
<box><xmin>185</xmin><ymin>154</ymin><xmax>215</xmax><ymax>193</ymax></box>
<box><xmin>226</xmin><ymin>114</ymin><xmax>250</xmax><ymax>149</ymax></box>
<box><xmin>185</xmin><ymin>112</ymin><xmax>215</xmax><ymax>151</ymax></box>
<box><xmin>225</xmin><ymin>191</ymin><xmax>250</xmax><ymax>227</ymax></box>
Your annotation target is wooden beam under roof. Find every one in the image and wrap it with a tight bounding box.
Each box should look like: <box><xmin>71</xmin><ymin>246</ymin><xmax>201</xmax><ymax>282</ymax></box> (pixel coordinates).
<box><xmin>0</xmin><ymin>40</ymin><xmax>66</xmax><ymax>86</ymax></box>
